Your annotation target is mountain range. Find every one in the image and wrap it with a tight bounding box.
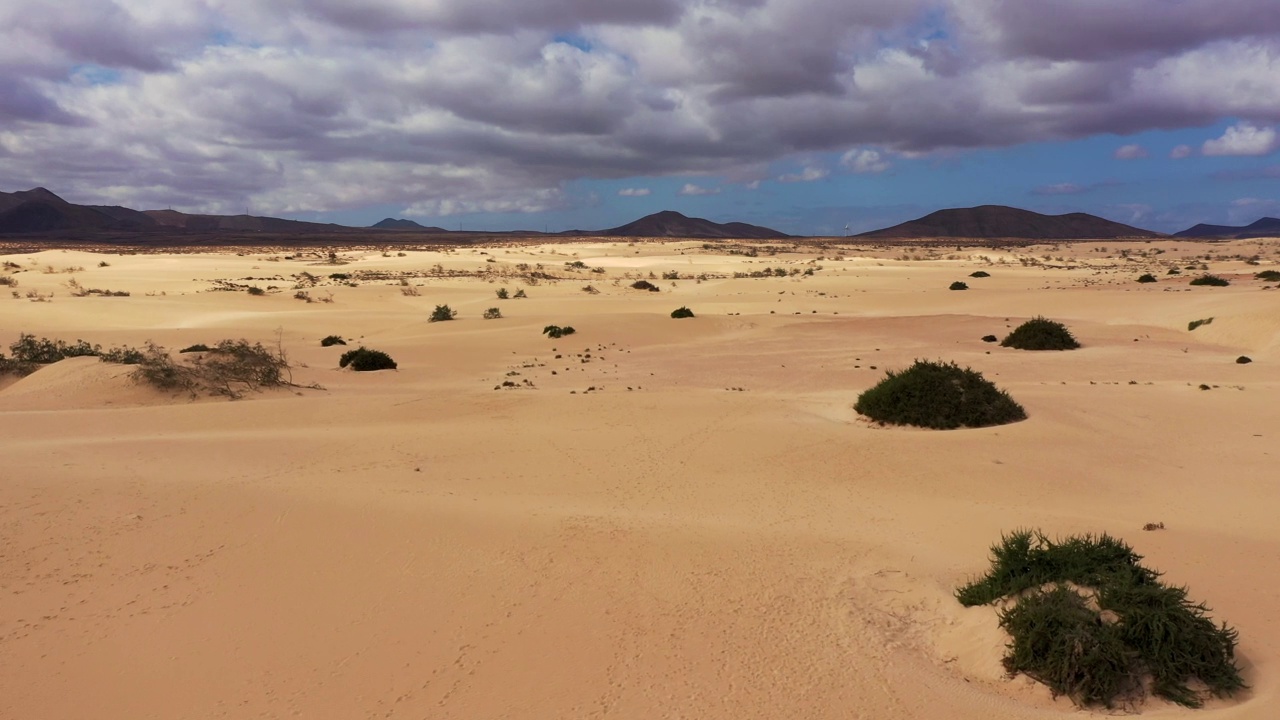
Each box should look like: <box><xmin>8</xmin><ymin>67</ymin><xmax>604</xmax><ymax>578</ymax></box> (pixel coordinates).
<box><xmin>1173</xmin><ymin>217</ymin><xmax>1280</xmax><ymax>239</ymax></box>
<box><xmin>4</xmin><ymin>187</ymin><xmax>1279</xmax><ymax>241</ymax></box>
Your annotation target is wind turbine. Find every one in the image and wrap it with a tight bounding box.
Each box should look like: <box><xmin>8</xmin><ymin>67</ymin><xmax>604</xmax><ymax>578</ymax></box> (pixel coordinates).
<box><xmin>843</xmin><ymin>223</ymin><xmax>850</xmax><ymax>237</ymax></box>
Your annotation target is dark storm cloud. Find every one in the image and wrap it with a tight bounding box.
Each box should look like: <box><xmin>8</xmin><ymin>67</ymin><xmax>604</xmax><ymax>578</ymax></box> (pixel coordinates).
<box><xmin>1</xmin><ymin>0</ymin><xmax>1278</xmax><ymax>217</ymax></box>
<box><xmin>970</xmin><ymin>0</ymin><xmax>1280</xmax><ymax>62</ymax></box>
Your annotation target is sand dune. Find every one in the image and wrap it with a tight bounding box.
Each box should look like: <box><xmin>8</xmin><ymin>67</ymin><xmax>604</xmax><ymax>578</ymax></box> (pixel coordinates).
<box><xmin>1</xmin><ymin>239</ymin><xmax>1277</xmax><ymax>718</ymax></box>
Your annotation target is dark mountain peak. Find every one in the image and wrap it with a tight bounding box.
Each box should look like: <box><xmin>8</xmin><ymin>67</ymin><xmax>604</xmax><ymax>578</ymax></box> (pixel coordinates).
<box><xmin>597</xmin><ymin>210</ymin><xmax>788</xmax><ymax>239</ymax></box>
<box><xmin>370</xmin><ymin>218</ymin><xmax>446</xmax><ymax>231</ymax></box>
<box><xmin>18</xmin><ymin>187</ymin><xmax>67</xmax><ymax>203</ymax></box>
<box><xmin>859</xmin><ymin>205</ymin><xmax>1162</xmax><ymax>239</ymax></box>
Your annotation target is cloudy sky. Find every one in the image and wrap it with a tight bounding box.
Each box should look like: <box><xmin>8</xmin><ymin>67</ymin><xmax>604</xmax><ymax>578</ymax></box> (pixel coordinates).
<box><xmin>1</xmin><ymin>0</ymin><xmax>1278</xmax><ymax>234</ymax></box>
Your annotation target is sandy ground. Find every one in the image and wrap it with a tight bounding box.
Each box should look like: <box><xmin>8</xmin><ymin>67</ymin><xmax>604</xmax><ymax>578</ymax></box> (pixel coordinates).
<box><xmin>1</xmin><ymin>238</ymin><xmax>1278</xmax><ymax>719</ymax></box>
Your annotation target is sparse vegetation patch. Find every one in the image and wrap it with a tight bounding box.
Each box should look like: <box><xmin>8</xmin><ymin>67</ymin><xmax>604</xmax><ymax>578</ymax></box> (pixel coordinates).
<box><xmin>320</xmin><ymin>335</ymin><xmax>346</xmax><ymax>347</ymax></box>
<box><xmin>429</xmin><ymin>304</ymin><xmax>457</xmax><ymax>322</ymax></box>
<box><xmin>1190</xmin><ymin>274</ymin><xmax>1230</xmax><ymax>287</ymax></box>
<box><xmin>969</xmin><ymin>271</ymin><xmax>991</xmax><ymax>278</ymax></box>
<box><xmin>543</xmin><ymin>325</ymin><xmax>576</xmax><ymax>339</ymax></box>
<box><xmin>1255</xmin><ymin>270</ymin><xmax>1280</xmax><ymax>282</ymax></box>
<box><xmin>949</xmin><ymin>281</ymin><xmax>969</xmax><ymax>290</ymax></box>
<box><xmin>1188</xmin><ymin>317</ymin><xmax>1213</xmax><ymax>331</ymax></box>
<box><xmin>1137</xmin><ymin>273</ymin><xmax>1157</xmax><ymax>283</ymax></box>
<box><xmin>671</xmin><ymin>306</ymin><xmax>695</xmax><ymax>318</ymax></box>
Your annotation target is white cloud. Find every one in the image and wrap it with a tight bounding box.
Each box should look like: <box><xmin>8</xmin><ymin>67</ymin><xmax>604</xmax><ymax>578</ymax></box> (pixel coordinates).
<box><xmin>1202</xmin><ymin>123</ymin><xmax>1279</xmax><ymax>156</ymax></box>
<box><xmin>1113</xmin><ymin>143</ymin><xmax>1147</xmax><ymax>159</ymax></box>
<box><xmin>840</xmin><ymin>149</ymin><xmax>890</xmax><ymax>174</ymax></box>
<box><xmin>1170</xmin><ymin>144</ymin><xmax>1194</xmax><ymax>159</ymax></box>
<box><xmin>1228</xmin><ymin>197</ymin><xmax>1280</xmax><ymax>223</ymax></box>
<box><xmin>678</xmin><ymin>182</ymin><xmax>719</xmax><ymax>196</ymax></box>
<box><xmin>777</xmin><ymin>166</ymin><xmax>829</xmax><ymax>183</ymax></box>
<box><xmin>3</xmin><ymin>0</ymin><xmax>1280</xmax><ymax>217</ymax></box>
<box><xmin>618</xmin><ymin>187</ymin><xmax>651</xmax><ymax>196</ymax></box>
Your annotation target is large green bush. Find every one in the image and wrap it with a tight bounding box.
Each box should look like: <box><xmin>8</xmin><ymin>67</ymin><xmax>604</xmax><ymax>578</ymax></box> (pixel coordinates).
<box><xmin>853</xmin><ymin>360</ymin><xmax>1026</xmax><ymax>429</ymax></box>
<box><xmin>1001</xmin><ymin>317</ymin><xmax>1080</xmax><ymax>351</ymax></box>
<box><xmin>957</xmin><ymin>531</ymin><xmax>1245</xmax><ymax>709</ymax></box>
<box><xmin>339</xmin><ymin>347</ymin><xmax>397</xmax><ymax>371</ymax></box>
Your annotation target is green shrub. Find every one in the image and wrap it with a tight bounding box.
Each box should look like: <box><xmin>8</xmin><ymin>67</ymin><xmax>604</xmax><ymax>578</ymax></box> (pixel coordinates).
<box><xmin>320</xmin><ymin>335</ymin><xmax>346</xmax><ymax>347</ymax></box>
<box><xmin>853</xmin><ymin>360</ymin><xmax>1026</xmax><ymax>429</ymax></box>
<box><xmin>513</xmin><ymin>288</ymin><xmax>527</xmax><ymax>299</ymax></box>
<box><xmin>631</xmin><ymin>280</ymin><xmax>660</xmax><ymax>292</ymax></box>
<box><xmin>957</xmin><ymin>530</ymin><xmax>1245</xmax><ymax>708</ymax></box>
<box><xmin>1237</xmin><ymin>355</ymin><xmax>1252</xmax><ymax>364</ymax></box>
<box><xmin>429</xmin><ymin>304</ymin><xmax>457</xmax><ymax>322</ymax></box>
<box><xmin>483</xmin><ymin>307</ymin><xmax>502</xmax><ymax>319</ymax></box>
<box><xmin>339</xmin><ymin>347</ymin><xmax>397</xmax><ymax>371</ymax></box>
<box><xmin>1167</xmin><ymin>268</ymin><xmax>1181</xmax><ymax>275</ymax></box>
<box><xmin>496</xmin><ymin>287</ymin><xmax>509</xmax><ymax>299</ymax></box>
<box><xmin>1190</xmin><ymin>274</ymin><xmax>1229</xmax><ymax>287</ymax></box>
<box><xmin>1188</xmin><ymin>317</ymin><xmax>1213</xmax><ymax>331</ymax></box>
<box><xmin>969</xmin><ymin>270</ymin><xmax>991</xmax><ymax>278</ymax></box>
<box><xmin>671</xmin><ymin>306</ymin><xmax>695</xmax><ymax>318</ymax></box>
<box><xmin>1001</xmin><ymin>317</ymin><xmax>1080</xmax><ymax>350</ymax></box>
<box><xmin>98</xmin><ymin>345</ymin><xmax>145</xmax><ymax>365</ymax></box>
<box><xmin>179</xmin><ymin>344</ymin><xmax>212</xmax><ymax>353</ymax></box>
<box><xmin>1136</xmin><ymin>273</ymin><xmax>1157</xmax><ymax>283</ymax></box>
<box><xmin>949</xmin><ymin>281</ymin><xmax>969</xmax><ymax>290</ymax></box>
<box><xmin>543</xmin><ymin>325</ymin><xmax>576</xmax><ymax>339</ymax></box>
<box><xmin>981</xmin><ymin>334</ymin><xmax>998</xmax><ymax>343</ymax></box>
<box><xmin>247</xmin><ymin>286</ymin><xmax>266</xmax><ymax>296</ymax></box>
<box><xmin>1254</xmin><ymin>270</ymin><xmax>1280</xmax><ymax>282</ymax></box>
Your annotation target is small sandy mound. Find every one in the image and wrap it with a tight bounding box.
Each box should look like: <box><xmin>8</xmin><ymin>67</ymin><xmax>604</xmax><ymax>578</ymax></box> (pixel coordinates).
<box><xmin>0</xmin><ymin>356</ymin><xmax>164</xmax><ymax>411</ymax></box>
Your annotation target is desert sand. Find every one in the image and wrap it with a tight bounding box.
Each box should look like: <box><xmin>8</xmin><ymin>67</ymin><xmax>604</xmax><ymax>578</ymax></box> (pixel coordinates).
<box><xmin>1</xmin><ymin>238</ymin><xmax>1277</xmax><ymax>719</ymax></box>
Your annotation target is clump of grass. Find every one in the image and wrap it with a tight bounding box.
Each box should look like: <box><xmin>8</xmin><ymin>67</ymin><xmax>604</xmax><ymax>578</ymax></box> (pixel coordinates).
<box><xmin>1001</xmin><ymin>317</ymin><xmax>1080</xmax><ymax>351</ymax></box>
<box><xmin>247</xmin><ymin>286</ymin><xmax>266</xmax><ymax>296</ymax></box>
<box><xmin>513</xmin><ymin>288</ymin><xmax>527</xmax><ymax>299</ymax></box>
<box><xmin>671</xmin><ymin>306</ymin><xmax>695</xmax><ymax>318</ymax></box>
<box><xmin>1137</xmin><ymin>273</ymin><xmax>1157</xmax><ymax>283</ymax></box>
<box><xmin>969</xmin><ymin>270</ymin><xmax>991</xmax><ymax>278</ymax></box>
<box><xmin>180</xmin><ymin>343</ymin><xmax>212</xmax><ymax>353</ymax></box>
<box><xmin>1188</xmin><ymin>317</ymin><xmax>1213</xmax><ymax>331</ymax></box>
<box><xmin>0</xmin><ymin>276</ymin><xmax>16</xmax><ymax>287</ymax></box>
<box><xmin>854</xmin><ymin>359</ymin><xmax>1026</xmax><ymax>429</ymax></box>
<box><xmin>631</xmin><ymin>280</ymin><xmax>660</xmax><ymax>292</ymax></box>
<box><xmin>428</xmin><ymin>304</ymin><xmax>457</xmax><ymax>322</ymax></box>
<box><xmin>496</xmin><ymin>287</ymin><xmax>509</xmax><ymax>299</ymax></box>
<box><xmin>1254</xmin><ymin>270</ymin><xmax>1280</xmax><ymax>282</ymax></box>
<box><xmin>543</xmin><ymin>325</ymin><xmax>576</xmax><ymax>339</ymax></box>
<box><xmin>949</xmin><ymin>281</ymin><xmax>969</xmax><ymax>290</ymax></box>
<box><xmin>982</xmin><ymin>334</ymin><xmax>998</xmax><ymax>343</ymax></box>
<box><xmin>483</xmin><ymin>307</ymin><xmax>502</xmax><ymax>319</ymax></box>
<box><xmin>320</xmin><ymin>335</ymin><xmax>346</xmax><ymax>347</ymax></box>
<box><xmin>339</xmin><ymin>347</ymin><xmax>397</xmax><ymax>371</ymax></box>
<box><xmin>1190</xmin><ymin>274</ymin><xmax>1230</xmax><ymax>287</ymax></box>
<box><xmin>957</xmin><ymin>530</ymin><xmax>1245</xmax><ymax>709</ymax></box>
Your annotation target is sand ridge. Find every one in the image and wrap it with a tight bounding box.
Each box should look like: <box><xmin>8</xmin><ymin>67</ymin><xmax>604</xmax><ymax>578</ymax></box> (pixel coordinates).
<box><xmin>1</xmin><ymin>238</ymin><xmax>1277</xmax><ymax>718</ymax></box>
